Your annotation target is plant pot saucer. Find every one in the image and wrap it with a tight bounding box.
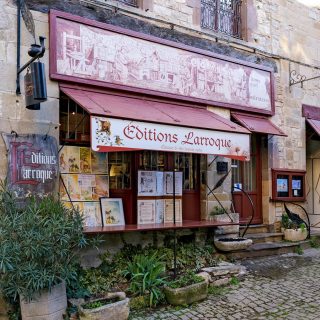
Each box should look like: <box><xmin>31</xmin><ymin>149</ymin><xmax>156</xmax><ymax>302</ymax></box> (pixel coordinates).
<box><xmin>214</xmin><ymin>237</ymin><xmax>253</xmax><ymax>251</ymax></box>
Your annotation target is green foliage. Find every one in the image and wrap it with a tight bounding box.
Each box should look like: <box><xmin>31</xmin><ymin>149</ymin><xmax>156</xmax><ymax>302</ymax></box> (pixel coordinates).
<box><xmin>299</xmin><ymin>223</ymin><xmax>306</xmax><ymax>232</ymax></box>
<box><xmin>208</xmin><ymin>285</ymin><xmax>230</xmax><ymax>295</ymax></box>
<box><xmin>0</xmin><ymin>184</ymin><xmax>101</xmax><ymax>301</ymax></box>
<box><xmin>210</xmin><ymin>206</ymin><xmax>226</xmax><ymax>216</ymax></box>
<box><xmin>129</xmin><ymin>295</ymin><xmax>150</xmax><ymax>310</ymax></box>
<box><xmin>168</xmin><ymin>270</ymin><xmax>204</xmax><ymax>289</ymax></box>
<box><xmin>82</xmin><ymin>297</ymin><xmax>119</xmax><ymax>309</ymax></box>
<box><xmin>123</xmin><ymin>253</ymin><xmax>167</xmax><ymax>307</ymax></box>
<box><xmin>281</xmin><ymin>213</ymin><xmax>300</xmax><ymax>230</ymax></box>
<box><xmin>294</xmin><ymin>245</ymin><xmax>303</xmax><ymax>255</ymax></box>
<box><xmin>309</xmin><ymin>236</ymin><xmax>320</xmax><ymax>248</ymax></box>
<box><xmin>229</xmin><ymin>276</ymin><xmax>240</xmax><ymax>286</ymax></box>
<box><xmin>79</xmin><ymin>268</ymin><xmax>112</xmax><ymax>295</ymax></box>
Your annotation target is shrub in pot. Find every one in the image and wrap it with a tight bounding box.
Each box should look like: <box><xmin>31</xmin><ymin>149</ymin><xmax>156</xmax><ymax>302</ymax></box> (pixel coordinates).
<box><xmin>0</xmin><ymin>184</ymin><xmax>99</xmax><ymax>320</ymax></box>
<box><xmin>164</xmin><ymin>271</ymin><xmax>208</xmax><ymax>306</ymax></box>
<box><xmin>281</xmin><ymin>213</ymin><xmax>307</xmax><ymax>241</ymax></box>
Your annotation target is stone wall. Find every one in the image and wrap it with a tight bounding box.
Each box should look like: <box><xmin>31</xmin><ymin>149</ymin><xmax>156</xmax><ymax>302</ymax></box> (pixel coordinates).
<box><xmin>0</xmin><ymin>0</ymin><xmax>60</xmax><ymax>181</ymax></box>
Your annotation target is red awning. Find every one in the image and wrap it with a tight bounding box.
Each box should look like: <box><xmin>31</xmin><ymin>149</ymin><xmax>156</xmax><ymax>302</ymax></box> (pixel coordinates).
<box><xmin>60</xmin><ymin>85</ymin><xmax>249</xmax><ymax>134</ymax></box>
<box><xmin>231</xmin><ymin>112</ymin><xmax>287</xmax><ymax>136</ymax></box>
<box><xmin>306</xmin><ymin>119</ymin><xmax>320</xmax><ymax>136</ymax></box>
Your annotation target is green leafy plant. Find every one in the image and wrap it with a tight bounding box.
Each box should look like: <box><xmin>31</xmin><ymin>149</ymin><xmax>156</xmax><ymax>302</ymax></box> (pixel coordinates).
<box><xmin>229</xmin><ymin>276</ymin><xmax>240</xmax><ymax>286</ymax></box>
<box><xmin>294</xmin><ymin>245</ymin><xmax>303</xmax><ymax>255</ymax></box>
<box><xmin>299</xmin><ymin>223</ymin><xmax>306</xmax><ymax>232</ymax></box>
<box><xmin>123</xmin><ymin>253</ymin><xmax>167</xmax><ymax>307</ymax></box>
<box><xmin>210</xmin><ymin>206</ymin><xmax>226</xmax><ymax>216</ymax></box>
<box><xmin>309</xmin><ymin>236</ymin><xmax>320</xmax><ymax>248</ymax></box>
<box><xmin>0</xmin><ymin>184</ymin><xmax>101</xmax><ymax>301</ymax></box>
<box><xmin>168</xmin><ymin>270</ymin><xmax>204</xmax><ymax>289</ymax></box>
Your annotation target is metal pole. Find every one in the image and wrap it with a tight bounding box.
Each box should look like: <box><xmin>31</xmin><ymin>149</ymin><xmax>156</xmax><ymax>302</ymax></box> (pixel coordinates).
<box><xmin>16</xmin><ymin>0</ymin><xmax>21</xmax><ymax>95</ymax></box>
<box><xmin>173</xmin><ymin>167</ymin><xmax>177</xmax><ymax>278</ymax></box>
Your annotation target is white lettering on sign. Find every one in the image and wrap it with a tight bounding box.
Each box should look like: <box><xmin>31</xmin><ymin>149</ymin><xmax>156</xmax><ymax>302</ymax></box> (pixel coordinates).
<box><xmin>91</xmin><ymin>116</ymin><xmax>250</xmax><ymax>160</ymax></box>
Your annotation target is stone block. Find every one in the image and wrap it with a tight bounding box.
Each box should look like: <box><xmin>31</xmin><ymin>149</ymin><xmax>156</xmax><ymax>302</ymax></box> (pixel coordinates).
<box><xmin>212</xmin><ymin>277</ymin><xmax>230</xmax><ymax>287</ymax></box>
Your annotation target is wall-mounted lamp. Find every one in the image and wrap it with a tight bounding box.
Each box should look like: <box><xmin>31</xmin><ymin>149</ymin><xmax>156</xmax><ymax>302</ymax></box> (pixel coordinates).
<box><xmin>16</xmin><ymin>1</ymin><xmax>47</xmax><ymax>110</ymax></box>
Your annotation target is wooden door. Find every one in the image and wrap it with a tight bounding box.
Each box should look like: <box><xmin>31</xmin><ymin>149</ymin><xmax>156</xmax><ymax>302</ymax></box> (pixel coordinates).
<box><xmin>232</xmin><ymin>135</ymin><xmax>262</xmax><ymax>224</ymax></box>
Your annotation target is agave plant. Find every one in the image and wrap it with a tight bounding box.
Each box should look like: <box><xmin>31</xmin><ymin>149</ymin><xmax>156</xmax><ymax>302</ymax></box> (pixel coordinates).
<box><xmin>123</xmin><ymin>253</ymin><xmax>167</xmax><ymax>307</ymax></box>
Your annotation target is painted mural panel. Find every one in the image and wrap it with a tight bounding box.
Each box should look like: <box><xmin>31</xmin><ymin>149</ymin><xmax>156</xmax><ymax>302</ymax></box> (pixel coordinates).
<box><xmin>51</xmin><ymin>14</ymin><xmax>273</xmax><ymax>113</ymax></box>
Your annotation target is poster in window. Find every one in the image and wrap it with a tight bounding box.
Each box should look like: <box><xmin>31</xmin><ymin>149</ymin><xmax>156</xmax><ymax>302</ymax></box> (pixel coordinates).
<box><xmin>292</xmin><ymin>179</ymin><xmax>301</xmax><ymax>190</ymax></box>
<box><xmin>138</xmin><ymin>171</ymin><xmax>157</xmax><ymax>196</ymax></box>
<box><xmin>63</xmin><ymin>201</ymin><xmax>102</xmax><ymax>227</ymax></box>
<box><xmin>68</xmin><ymin>174</ymin><xmax>81</xmax><ymax>200</ymax></box>
<box><xmin>91</xmin><ymin>150</ymin><xmax>108</xmax><ymax>174</ymax></box>
<box><xmin>137</xmin><ymin>200</ymin><xmax>156</xmax><ymax>224</ymax></box>
<box><xmin>80</xmin><ymin>147</ymin><xmax>92</xmax><ymax>173</ymax></box>
<box><xmin>79</xmin><ymin>174</ymin><xmax>95</xmax><ymax>200</ymax></box>
<box><xmin>164</xmin><ymin>172</ymin><xmax>183</xmax><ymax>196</ymax></box>
<box><xmin>100</xmin><ymin>198</ymin><xmax>125</xmax><ymax>226</ymax></box>
<box><xmin>276</xmin><ymin>178</ymin><xmax>288</xmax><ymax>192</ymax></box>
<box><xmin>164</xmin><ymin>199</ymin><xmax>182</xmax><ymax>223</ymax></box>
<box><xmin>93</xmin><ymin>175</ymin><xmax>109</xmax><ymax>200</ymax></box>
<box><xmin>66</xmin><ymin>146</ymin><xmax>80</xmax><ymax>173</ymax></box>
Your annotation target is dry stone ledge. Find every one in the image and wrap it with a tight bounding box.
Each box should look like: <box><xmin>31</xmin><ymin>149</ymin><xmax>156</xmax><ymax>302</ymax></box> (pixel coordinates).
<box><xmin>201</xmin><ymin>262</ymin><xmax>247</xmax><ymax>286</ymax></box>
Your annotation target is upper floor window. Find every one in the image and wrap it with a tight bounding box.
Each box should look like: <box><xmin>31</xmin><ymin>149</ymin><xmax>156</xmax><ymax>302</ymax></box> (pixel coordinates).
<box><xmin>118</xmin><ymin>0</ymin><xmax>138</xmax><ymax>7</ymax></box>
<box><xmin>201</xmin><ymin>0</ymin><xmax>242</xmax><ymax>39</ymax></box>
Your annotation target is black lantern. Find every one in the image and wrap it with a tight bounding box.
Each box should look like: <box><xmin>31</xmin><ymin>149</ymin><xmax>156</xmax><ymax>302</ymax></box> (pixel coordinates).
<box><xmin>24</xmin><ymin>61</ymin><xmax>47</xmax><ymax>110</ymax></box>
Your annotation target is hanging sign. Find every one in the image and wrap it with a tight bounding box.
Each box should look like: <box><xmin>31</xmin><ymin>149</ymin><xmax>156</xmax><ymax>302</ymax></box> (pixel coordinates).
<box><xmin>2</xmin><ymin>133</ymin><xmax>59</xmax><ymax>199</ymax></box>
<box><xmin>91</xmin><ymin>116</ymin><xmax>250</xmax><ymax>160</ymax></box>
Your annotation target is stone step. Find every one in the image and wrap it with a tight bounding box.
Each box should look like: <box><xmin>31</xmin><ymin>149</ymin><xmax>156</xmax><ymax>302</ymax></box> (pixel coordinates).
<box><xmin>247</xmin><ymin>232</ymin><xmax>283</xmax><ymax>244</ymax></box>
<box><xmin>224</xmin><ymin>240</ymin><xmax>310</xmax><ymax>260</ymax></box>
<box><xmin>240</xmin><ymin>224</ymin><xmax>269</xmax><ymax>235</ymax></box>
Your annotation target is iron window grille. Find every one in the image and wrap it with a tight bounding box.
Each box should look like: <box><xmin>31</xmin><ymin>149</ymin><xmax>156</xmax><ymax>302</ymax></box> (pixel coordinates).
<box><xmin>201</xmin><ymin>0</ymin><xmax>242</xmax><ymax>39</ymax></box>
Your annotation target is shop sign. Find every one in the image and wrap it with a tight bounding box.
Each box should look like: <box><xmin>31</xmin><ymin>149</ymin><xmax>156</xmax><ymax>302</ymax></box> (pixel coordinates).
<box><xmin>91</xmin><ymin>116</ymin><xmax>250</xmax><ymax>161</ymax></box>
<box><xmin>50</xmin><ymin>11</ymin><xmax>274</xmax><ymax>115</ymax></box>
<box><xmin>2</xmin><ymin>134</ymin><xmax>59</xmax><ymax>199</ymax></box>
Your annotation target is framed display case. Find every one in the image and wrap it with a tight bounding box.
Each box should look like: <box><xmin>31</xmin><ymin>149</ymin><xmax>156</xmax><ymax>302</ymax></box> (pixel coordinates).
<box><xmin>271</xmin><ymin>169</ymin><xmax>306</xmax><ymax>201</ymax></box>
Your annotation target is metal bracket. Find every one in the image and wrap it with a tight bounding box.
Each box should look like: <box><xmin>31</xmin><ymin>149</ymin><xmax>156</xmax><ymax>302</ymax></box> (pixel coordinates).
<box><xmin>289</xmin><ymin>63</ymin><xmax>320</xmax><ymax>90</ymax></box>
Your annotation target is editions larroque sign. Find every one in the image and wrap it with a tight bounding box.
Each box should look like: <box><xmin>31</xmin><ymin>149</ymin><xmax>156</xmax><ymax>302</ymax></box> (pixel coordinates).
<box><xmin>2</xmin><ymin>134</ymin><xmax>59</xmax><ymax>199</ymax></box>
<box><xmin>91</xmin><ymin>116</ymin><xmax>250</xmax><ymax>160</ymax></box>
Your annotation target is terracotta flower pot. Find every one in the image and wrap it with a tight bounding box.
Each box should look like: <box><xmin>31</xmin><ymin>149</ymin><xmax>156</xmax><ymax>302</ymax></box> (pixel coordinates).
<box><xmin>164</xmin><ymin>280</ymin><xmax>208</xmax><ymax>306</ymax></box>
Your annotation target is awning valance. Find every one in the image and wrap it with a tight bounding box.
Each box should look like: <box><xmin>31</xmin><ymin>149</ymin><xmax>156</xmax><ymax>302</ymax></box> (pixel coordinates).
<box><xmin>231</xmin><ymin>112</ymin><xmax>286</xmax><ymax>136</ymax></box>
<box><xmin>306</xmin><ymin>119</ymin><xmax>320</xmax><ymax>137</ymax></box>
<box><xmin>60</xmin><ymin>85</ymin><xmax>251</xmax><ymax>160</ymax></box>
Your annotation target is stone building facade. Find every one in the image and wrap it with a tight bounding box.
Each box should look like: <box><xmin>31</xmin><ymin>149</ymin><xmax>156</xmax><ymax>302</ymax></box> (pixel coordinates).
<box><xmin>0</xmin><ymin>0</ymin><xmax>319</xmax><ymax>239</ymax></box>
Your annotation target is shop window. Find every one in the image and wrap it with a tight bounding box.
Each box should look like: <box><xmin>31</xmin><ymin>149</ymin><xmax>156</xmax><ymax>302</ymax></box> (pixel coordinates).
<box><xmin>175</xmin><ymin>153</ymin><xmax>199</xmax><ymax>191</ymax></box>
<box><xmin>138</xmin><ymin>151</ymin><xmax>167</xmax><ymax>171</ymax></box>
<box><xmin>201</xmin><ymin>0</ymin><xmax>242</xmax><ymax>39</ymax></box>
<box><xmin>118</xmin><ymin>0</ymin><xmax>138</xmax><ymax>7</ymax></box>
<box><xmin>109</xmin><ymin>152</ymin><xmax>131</xmax><ymax>189</ymax></box>
<box><xmin>59</xmin><ymin>94</ymin><xmax>90</xmax><ymax>145</ymax></box>
<box><xmin>271</xmin><ymin>169</ymin><xmax>306</xmax><ymax>201</ymax></box>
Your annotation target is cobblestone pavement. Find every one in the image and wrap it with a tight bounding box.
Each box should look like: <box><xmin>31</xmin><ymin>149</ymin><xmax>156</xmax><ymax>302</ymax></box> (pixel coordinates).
<box><xmin>130</xmin><ymin>248</ymin><xmax>320</xmax><ymax>320</ymax></box>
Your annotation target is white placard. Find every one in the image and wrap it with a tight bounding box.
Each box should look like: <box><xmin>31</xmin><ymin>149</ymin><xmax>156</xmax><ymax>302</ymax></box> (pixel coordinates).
<box><xmin>91</xmin><ymin>116</ymin><xmax>250</xmax><ymax>160</ymax></box>
<box><xmin>164</xmin><ymin>172</ymin><xmax>183</xmax><ymax>196</ymax></box>
<box><xmin>138</xmin><ymin>171</ymin><xmax>157</xmax><ymax>196</ymax></box>
<box><xmin>155</xmin><ymin>199</ymin><xmax>165</xmax><ymax>224</ymax></box>
<box><xmin>137</xmin><ymin>200</ymin><xmax>156</xmax><ymax>224</ymax></box>
<box><xmin>164</xmin><ymin>199</ymin><xmax>182</xmax><ymax>223</ymax></box>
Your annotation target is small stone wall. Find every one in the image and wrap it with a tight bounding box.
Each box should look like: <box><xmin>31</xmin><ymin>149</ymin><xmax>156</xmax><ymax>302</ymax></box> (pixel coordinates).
<box><xmin>201</xmin><ymin>261</ymin><xmax>247</xmax><ymax>287</ymax></box>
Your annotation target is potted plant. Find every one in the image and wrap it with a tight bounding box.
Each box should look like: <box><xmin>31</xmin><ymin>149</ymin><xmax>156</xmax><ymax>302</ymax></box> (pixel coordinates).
<box><xmin>164</xmin><ymin>271</ymin><xmax>208</xmax><ymax>306</ymax></box>
<box><xmin>281</xmin><ymin>213</ymin><xmax>308</xmax><ymax>241</ymax></box>
<box><xmin>77</xmin><ymin>292</ymin><xmax>130</xmax><ymax>320</ymax></box>
<box><xmin>0</xmin><ymin>184</ymin><xmax>99</xmax><ymax>320</ymax></box>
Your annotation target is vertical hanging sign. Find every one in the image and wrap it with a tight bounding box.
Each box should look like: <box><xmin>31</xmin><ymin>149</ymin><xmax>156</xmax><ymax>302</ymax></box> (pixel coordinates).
<box><xmin>2</xmin><ymin>133</ymin><xmax>59</xmax><ymax>199</ymax></box>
